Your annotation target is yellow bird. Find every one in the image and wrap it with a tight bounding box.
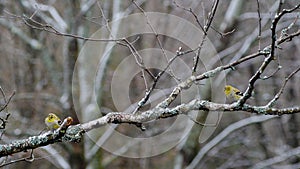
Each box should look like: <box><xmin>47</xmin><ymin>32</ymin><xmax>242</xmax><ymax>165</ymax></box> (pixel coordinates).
<box><xmin>45</xmin><ymin>113</ymin><xmax>62</xmax><ymax>130</ymax></box>
<box><xmin>224</xmin><ymin>85</ymin><xmax>243</xmax><ymax>100</ymax></box>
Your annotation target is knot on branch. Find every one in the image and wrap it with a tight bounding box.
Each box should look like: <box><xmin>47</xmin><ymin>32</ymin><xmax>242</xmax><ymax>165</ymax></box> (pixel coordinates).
<box><xmin>107</xmin><ymin>113</ymin><xmax>123</xmax><ymax>123</ymax></box>
<box><xmin>48</xmin><ymin>116</ymin><xmax>76</xmax><ymax>141</ymax></box>
<box><xmin>62</xmin><ymin>125</ymin><xmax>85</xmax><ymax>143</ymax></box>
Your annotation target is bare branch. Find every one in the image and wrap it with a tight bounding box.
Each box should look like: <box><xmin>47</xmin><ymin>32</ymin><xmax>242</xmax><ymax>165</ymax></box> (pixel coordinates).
<box><xmin>0</xmin><ymin>89</ymin><xmax>15</xmax><ymax>136</ymax></box>
<box><xmin>0</xmin><ymin>149</ymin><xmax>34</xmax><ymax>167</ymax></box>
<box><xmin>21</xmin><ymin>15</ymin><xmax>124</xmax><ymax>43</ymax></box>
<box><xmin>172</xmin><ymin>0</ymin><xmax>205</xmax><ymax>33</ymax></box>
<box><xmin>251</xmin><ymin>146</ymin><xmax>300</xmax><ymax>169</ymax></box>
<box><xmin>0</xmin><ymin>117</ymin><xmax>79</xmax><ymax>157</ymax></box>
<box><xmin>256</xmin><ymin>0</ymin><xmax>262</xmax><ymax>50</ymax></box>
<box><xmin>193</xmin><ymin>0</ymin><xmax>219</xmax><ymax>73</ymax></box>
<box><xmin>0</xmin><ymin>89</ymin><xmax>15</xmax><ymax>113</ymax></box>
<box><xmin>266</xmin><ymin>67</ymin><xmax>300</xmax><ymax>107</ymax></box>
<box><xmin>186</xmin><ymin>116</ymin><xmax>275</xmax><ymax>169</ymax></box>
<box><xmin>238</xmin><ymin>3</ymin><xmax>300</xmax><ymax>105</ymax></box>
<box><xmin>133</xmin><ymin>48</ymin><xmax>196</xmax><ymax>114</ymax></box>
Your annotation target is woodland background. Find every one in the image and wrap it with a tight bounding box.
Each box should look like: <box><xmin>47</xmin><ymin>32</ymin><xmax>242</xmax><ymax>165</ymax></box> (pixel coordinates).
<box><xmin>0</xmin><ymin>0</ymin><xmax>300</xmax><ymax>169</ymax></box>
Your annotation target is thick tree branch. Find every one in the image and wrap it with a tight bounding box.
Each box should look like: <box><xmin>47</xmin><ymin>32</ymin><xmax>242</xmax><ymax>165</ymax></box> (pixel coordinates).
<box><xmin>2</xmin><ymin>96</ymin><xmax>300</xmax><ymax>157</ymax></box>
<box><xmin>0</xmin><ymin>118</ymin><xmax>83</xmax><ymax>157</ymax></box>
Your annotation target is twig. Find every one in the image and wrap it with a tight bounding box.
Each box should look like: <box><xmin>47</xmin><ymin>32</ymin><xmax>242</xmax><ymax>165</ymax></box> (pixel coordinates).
<box><xmin>159</xmin><ymin>24</ymin><xmax>300</xmax><ymax>109</ymax></box>
<box><xmin>21</xmin><ymin>15</ymin><xmax>124</xmax><ymax>43</ymax></box>
<box><xmin>174</xmin><ymin>1</ymin><xmax>225</xmax><ymax>76</ymax></box>
<box><xmin>131</xmin><ymin>0</ymin><xmax>182</xmax><ymax>113</ymax></box>
<box><xmin>251</xmin><ymin>146</ymin><xmax>300</xmax><ymax>169</ymax></box>
<box><xmin>256</xmin><ymin>0</ymin><xmax>262</xmax><ymax>50</ymax></box>
<box><xmin>172</xmin><ymin>0</ymin><xmax>205</xmax><ymax>33</ymax></box>
<box><xmin>266</xmin><ymin>67</ymin><xmax>300</xmax><ymax>107</ymax></box>
<box><xmin>186</xmin><ymin>116</ymin><xmax>275</xmax><ymax>169</ymax></box>
<box><xmin>132</xmin><ymin>48</ymin><xmax>196</xmax><ymax>114</ymax></box>
<box><xmin>211</xmin><ymin>27</ymin><xmax>236</xmax><ymax>37</ymax></box>
<box><xmin>0</xmin><ymin>149</ymin><xmax>35</xmax><ymax>167</ymax></box>
<box><xmin>0</xmin><ymin>89</ymin><xmax>15</xmax><ymax>138</ymax></box>
<box><xmin>238</xmin><ymin>3</ymin><xmax>300</xmax><ymax>106</ymax></box>
<box><xmin>122</xmin><ymin>38</ymin><xmax>155</xmax><ymax>80</ymax></box>
<box><xmin>0</xmin><ymin>90</ymin><xmax>15</xmax><ymax>112</ymax></box>
<box><xmin>260</xmin><ymin>64</ymin><xmax>282</xmax><ymax>80</ymax></box>
<box><xmin>192</xmin><ymin>0</ymin><xmax>219</xmax><ymax>73</ymax></box>
<box><xmin>276</xmin><ymin>0</ymin><xmax>284</xmax><ymax>15</ymax></box>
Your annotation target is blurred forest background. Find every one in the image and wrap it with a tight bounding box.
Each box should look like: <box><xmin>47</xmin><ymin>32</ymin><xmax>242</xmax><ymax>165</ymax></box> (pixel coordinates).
<box><xmin>0</xmin><ymin>0</ymin><xmax>300</xmax><ymax>169</ymax></box>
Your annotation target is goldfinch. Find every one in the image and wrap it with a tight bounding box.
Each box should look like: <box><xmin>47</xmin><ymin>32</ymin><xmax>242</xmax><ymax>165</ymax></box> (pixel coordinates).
<box><xmin>45</xmin><ymin>113</ymin><xmax>62</xmax><ymax>130</ymax></box>
<box><xmin>224</xmin><ymin>85</ymin><xmax>244</xmax><ymax>100</ymax></box>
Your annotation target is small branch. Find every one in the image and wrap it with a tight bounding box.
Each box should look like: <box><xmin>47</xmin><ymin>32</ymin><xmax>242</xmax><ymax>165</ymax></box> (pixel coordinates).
<box><xmin>186</xmin><ymin>115</ymin><xmax>275</xmax><ymax>169</ymax></box>
<box><xmin>260</xmin><ymin>64</ymin><xmax>282</xmax><ymax>80</ymax></box>
<box><xmin>276</xmin><ymin>0</ymin><xmax>284</xmax><ymax>15</ymax></box>
<box><xmin>203</xmin><ymin>0</ymin><xmax>219</xmax><ymax>33</ymax></box>
<box><xmin>256</xmin><ymin>0</ymin><xmax>262</xmax><ymax>50</ymax></box>
<box><xmin>0</xmin><ymin>89</ymin><xmax>15</xmax><ymax>136</ymax></box>
<box><xmin>20</xmin><ymin>15</ymin><xmax>124</xmax><ymax>43</ymax></box>
<box><xmin>211</xmin><ymin>27</ymin><xmax>236</xmax><ymax>37</ymax></box>
<box><xmin>0</xmin><ymin>89</ymin><xmax>15</xmax><ymax>112</ymax></box>
<box><xmin>0</xmin><ymin>19</ymin><xmax>43</xmax><ymax>50</ymax></box>
<box><xmin>277</xmin><ymin>29</ymin><xmax>300</xmax><ymax>44</ymax></box>
<box><xmin>251</xmin><ymin>146</ymin><xmax>300</xmax><ymax>169</ymax></box>
<box><xmin>266</xmin><ymin>67</ymin><xmax>300</xmax><ymax>107</ymax></box>
<box><xmin>172</xmin><ymin>0</ymin><xmax>205</xmax><ymax>33</ymax></box>
<box><xmin>133</xmin><ymin>48</ymin><xmax>196</xmax><ymax>114</ymax></box>
<box><xmin>270</xmin><ymin>3</ymin><xmax>300</xmax><ymax>59</ymax></box>
<box><xmin>122</xmin><ymin>38</ymin><xmax>155</xmax><ymax>80</ymax></box>
<box><xmin>173</xmin><ymin>0</ymin><xmax>220</xmax><ymax>72</ymax></box>
<box><xmin>131</xmin><ymin>0</ymin><xmax>181</xmax><ymax>112</ymax></box>
<box><xmin>238</xmin><ymin>3</ymin><xmax>300</xmax><ymax>106</ymax></box>
<box><xmin>155</xmin><ymin>24</ymin><xmax>300</xmax><ymax>109</ymax></box>
<box><xmin>193</xmin><ymin>0</ymin><xmax>219</xmax><ymax>73</ymax></box>
<box><xmin>0</xmin><ymin>149</ymin><xmax>34</xmax><ymax>167</ymax></box>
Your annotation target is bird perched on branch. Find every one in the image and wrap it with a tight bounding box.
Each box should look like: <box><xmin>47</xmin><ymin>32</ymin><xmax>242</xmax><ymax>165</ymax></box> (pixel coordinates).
<box><xmin>224</xmin><ymin>85</ymin><xmax>244</xmax><ymax>100</ymax></box>
<box><xmin>45</xmin><ymin>113</ymin><xmax>62</xmax><ymax>130</ymax></box>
